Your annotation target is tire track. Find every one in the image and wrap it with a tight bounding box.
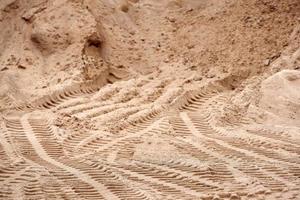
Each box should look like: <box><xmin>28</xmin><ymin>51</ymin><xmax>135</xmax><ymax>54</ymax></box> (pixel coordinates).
<box><xmin>108</xmin><ymin>162</ymin><xmax>205</xmax><ymax>199</ymax></box>
<box><xmin>20</xmin><ymin>114</ymin><xmax>119</xmax><ymax>200</ymax></box>
<box><xmin>10</xmin><ymin>68</ymin><xmax>127</xmax><ymax>112</ymax></box>
<box><xmin>246</xmin><ymin>128</ymin><xmax>300</xmax><ymax>146</ymax></box>
<box><xmin>0</xmin><ymin>128</ymin><xmax>18</xmax><ymax>161</ymax></box>
<box><xmin>2</xmin><ymin>75</ymin><xmax>300</xmax><ymax>199</ymax></box>
<box><xmin>131</xmin><ymin>160</ymin><xmax>222</xmax><ymax>190</ymax></box>
<box><xmin>189</xmin><ymin>112</ymin><xmax>300</xmax><ymax>164</ymax></box>
<box><xmin>180</xmin><ymin>112</ymin><xmax>300</xmax><ymax>168</ymax></box>
<box><xmin>75</xmin><ymin>118</ymin><xmax>164</xmax><ymax>159</ymax></box>
<box><xmin>179</xmin><ymin>112</ymin><xmax>298</xmax><ymax>190</ymax></box>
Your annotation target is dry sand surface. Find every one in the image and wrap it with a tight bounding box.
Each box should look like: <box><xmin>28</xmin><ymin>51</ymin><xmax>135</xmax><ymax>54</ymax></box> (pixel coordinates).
<box><xmin>0</xmin><ymin>0</ymin><xmax>300</xmax><ymax>199</ymax></box>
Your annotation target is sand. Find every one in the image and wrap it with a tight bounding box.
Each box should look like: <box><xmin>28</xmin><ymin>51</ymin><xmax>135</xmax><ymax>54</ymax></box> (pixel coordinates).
<box><xmin>0</xmin><ymin>0</ymin><xmax>300</xmax><ymax>199</ymax></box>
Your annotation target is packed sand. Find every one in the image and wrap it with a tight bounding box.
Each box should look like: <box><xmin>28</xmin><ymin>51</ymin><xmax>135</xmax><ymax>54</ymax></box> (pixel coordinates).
<box><xmin>0</xmin><ymin>0</ymin><xmax>300</xmax><ymax>199</ymax></box>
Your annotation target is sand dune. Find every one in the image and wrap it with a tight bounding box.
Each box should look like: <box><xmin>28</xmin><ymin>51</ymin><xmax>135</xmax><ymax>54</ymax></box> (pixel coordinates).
<box><xmin>0</xmin><ymin>0</ymin><xmax>300</xmax><ymax>199</ymax></box>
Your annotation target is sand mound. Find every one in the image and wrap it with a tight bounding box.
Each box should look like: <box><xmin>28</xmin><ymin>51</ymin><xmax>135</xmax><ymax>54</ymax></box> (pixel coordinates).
<box><xmin>260</xmin><ymin>70</ymin><xmax>300</xmax><ymax>123</ymax></box>
<box><xmin>0</xmin><ymin>0</ymin><xmax>300</xmax><ymax>199</ymax></box>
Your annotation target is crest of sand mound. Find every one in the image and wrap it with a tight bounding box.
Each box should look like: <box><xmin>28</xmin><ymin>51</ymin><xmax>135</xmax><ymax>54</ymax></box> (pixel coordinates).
<box><xmin>260</xmin><ymin>70</ymin><xmax>300</xmax><ymax>124</ymax></box>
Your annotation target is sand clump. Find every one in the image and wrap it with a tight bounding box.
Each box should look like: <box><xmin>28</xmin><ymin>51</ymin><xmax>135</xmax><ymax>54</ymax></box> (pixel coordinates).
<box><xmin>0</xmin><ymin>0</ymin><xmax>300</xmax><ymax>199</ymax></box>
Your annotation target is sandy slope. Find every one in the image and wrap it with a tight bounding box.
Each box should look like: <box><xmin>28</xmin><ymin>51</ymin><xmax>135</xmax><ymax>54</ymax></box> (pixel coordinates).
<box><xmin>0</xmin><ymin>0</ymin><xmax>300</xmax><ymax>199</ymax></box>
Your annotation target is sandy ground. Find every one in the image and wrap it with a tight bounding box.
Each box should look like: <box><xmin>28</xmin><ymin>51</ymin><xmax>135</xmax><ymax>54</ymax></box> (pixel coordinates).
<box><xmin>0</xmin><ymin>0</ymin><xmax>300</xmax><ymax>199</ymax></box>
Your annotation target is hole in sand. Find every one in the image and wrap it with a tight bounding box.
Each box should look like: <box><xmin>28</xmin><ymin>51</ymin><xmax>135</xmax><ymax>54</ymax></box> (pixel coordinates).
<box><xmin>87</xmin><ymin>39</ymin><xmax>102</xmax><ymax>48</ymax></box>
<box><xmin>120</xmin><ymin>4</ymin><xmax>129</xmax><ymax>13</ymax></box>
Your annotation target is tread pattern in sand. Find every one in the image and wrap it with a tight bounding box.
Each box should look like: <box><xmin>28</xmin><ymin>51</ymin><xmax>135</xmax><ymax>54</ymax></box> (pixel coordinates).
<box><xmin>1</xmin><ymin>80</ymin><xmax>300</xmax><ymax>200</ymax></box>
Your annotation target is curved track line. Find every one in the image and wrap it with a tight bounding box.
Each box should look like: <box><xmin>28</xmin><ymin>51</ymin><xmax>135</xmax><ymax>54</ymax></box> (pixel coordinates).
<box><xmin>180</xmin><ymin>137</ymin><xmax>297</xmax><ymax>190</ymax></box>
<box><xmin>131</xmin><ymin>160</ymin><xmax>222</xmax><ymax>189</ymax></box>
<box><xmin>179</xmin><ymin>112</ymin><xmax>298</xmax><ymax>189</ymax></box>
<box><xmin>76</xmin><ymin>118</ymin><xmax>164</xmax><ymax>159</ymax></box>
<box><xmin>20</xmin><ymin>114</ymin><xmax>119</xmax><ymax>200</ymax></box>
<box><xmin>0</xmin><ymin>134</ymin><xmax>14</xmax><ymax>159</ymax></box>
<box><xmin>219</xmin><ymin>127</ymin><xmax>300</xmax><ymax>150</ymax></box>
<box><xmin>110</xmin><ymin>164</ymin><xmax>205</xmax><ymax>198</ymax></box>
<box><xmin>180</xmin><ymin>112</ymin><xmax>300</xmax><ymax>168</ymax></box>
<box><xmin>75</xmin><ymin>130</ymin><xmax>110</xmax><ymax>150</ymax></box>
<box><xmin>0</xmin><ymin>127</ymin><xmax>18</xmax><ymax>160</ymax></box>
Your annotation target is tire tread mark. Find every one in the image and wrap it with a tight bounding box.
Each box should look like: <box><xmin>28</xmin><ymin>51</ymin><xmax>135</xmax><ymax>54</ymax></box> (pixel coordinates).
<box><xmin>20</xmin><ymin>114</ymin><xmax>119</xmax><ymax>200</ymax></box>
